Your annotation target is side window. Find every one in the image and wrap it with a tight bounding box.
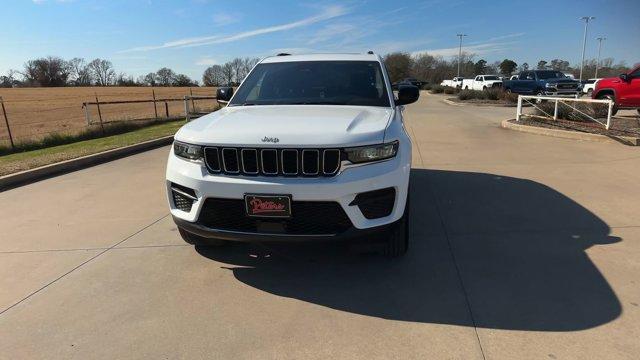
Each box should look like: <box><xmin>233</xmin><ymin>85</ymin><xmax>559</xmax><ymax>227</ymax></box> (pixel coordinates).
<box><xmin>475</xmin><ymin>76</ymin><xmax>481</xmax><ymax>81</ymax></box>
<box><xmin>630</xmin><ymin>68</ymin><xmax>640</xmax><ymax>78</ymax></box>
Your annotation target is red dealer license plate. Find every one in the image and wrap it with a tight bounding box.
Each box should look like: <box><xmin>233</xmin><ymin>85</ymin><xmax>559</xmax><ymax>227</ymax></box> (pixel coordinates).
<box><xmin>244</xmin><ymin>194</ymin><xmax>292</xmax><ymax>218</ymax></box>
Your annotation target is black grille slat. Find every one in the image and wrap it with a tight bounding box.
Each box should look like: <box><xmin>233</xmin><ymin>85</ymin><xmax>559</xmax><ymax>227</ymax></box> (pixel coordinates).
<box><xmin>222</xmin><ymin>148</ymin><xmax>239</xmax><ymax>173</ymax></box>
<box><xmin>204</xmin><ymin>147</ymin><xmax>340</xmax><ymax>177</ymax></box>
<box><xmin>281</xmin><ymin>150</ymin><xmax>298</xmax><ymax>175</ymax></box>
<box><xmin>241</xmin><ymin>149</ymin><xmax>258</xmax><ymax>174</ymax></box>
<box><xmin>302</xmin><ymin>150</ymin><xmax>319</xmax><ymax>175</ymax></box>
<box><xmin>204</xmin><ymin>148</ymin><xmax>221</xmax><ymax>172</ymax></box>
<box><xmin>323</xmin><ymin>149</ymin><xmax>340</xmax><ymax>175</ymax></box>
<box><xmin>198</xmin><ymin>198</ymin><xmax>352</xmax><ymax>235</ymax></box>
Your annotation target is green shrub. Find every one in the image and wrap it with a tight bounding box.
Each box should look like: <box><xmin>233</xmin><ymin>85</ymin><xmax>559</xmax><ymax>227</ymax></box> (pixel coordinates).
<box><xmin>485</xmin><ymin>88</ymin><xmax>501</xmax><ymax>101</ymax></box>
<box><xmin>422</xmin><ymin>83</ymin><xmax>433</xmax><ymax>91</ymax></box>
<box><xmin>444</xmin><ymin>86</ymin><xmax>455</xmax><ymax>94</ymax></box>
<box><xmin>500</xmin><ymin>91</ymin><xmax>519</xmax><ymax>104</ymax></box>
<box><xmin>534</xmin><ymin>101</ymin><xmax>609</xmax><ymax>122</ymax></box>
<box><xmin>458</xmin><ymin>90</ymin><xmax>486</xmax><ymax>100</ymax></box>
<box><xmin>429</xmin><ymin>85</ymin><xmax>445</xmax><ymax>94</ymax></box>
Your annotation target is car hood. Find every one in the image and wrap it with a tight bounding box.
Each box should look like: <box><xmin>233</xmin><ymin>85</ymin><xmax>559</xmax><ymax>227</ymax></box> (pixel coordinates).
<box><xmin>175</xmin><ymin>105</ymin><xmax>394</xmax><ymax>147</ymax></box>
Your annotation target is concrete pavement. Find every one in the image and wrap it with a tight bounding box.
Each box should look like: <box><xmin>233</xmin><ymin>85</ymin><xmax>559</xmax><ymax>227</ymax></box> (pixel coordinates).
<box><xmin>1</xmin><ymin>93</ymin><xmax>638</xmax><ymax>359</ymax></box>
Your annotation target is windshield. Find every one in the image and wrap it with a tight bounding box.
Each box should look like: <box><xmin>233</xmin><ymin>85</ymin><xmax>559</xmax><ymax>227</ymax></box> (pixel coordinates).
<box><xmin>229</xmin><ymin>61</ymin><xmax>390</xmax><ymax>107</ymax></box>
<box><xmin>484</xmin><ymin>76</ymin><xmax>499</xmax><ymax>80</ymax></box>
<box><xmin>536</xmin><ymin>71</ymin><xmax>566</xmax><ymax>79</ymax></box>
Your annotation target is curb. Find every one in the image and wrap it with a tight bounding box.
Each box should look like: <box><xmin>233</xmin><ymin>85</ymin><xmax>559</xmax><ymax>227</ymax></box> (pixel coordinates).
<box><xmin>442</xmin><ymin>97</ymin><xmax>516</xmax><ymax>107</ymax></box>
<box><xmin>0</xmin><ymin>135</ymin><xmax>174</xmax><ymax>191</ymax></box>
<box><xmin>501</xmin><ymin>119</ymin><xmax>639</xmax><ymax>146</ymax></box>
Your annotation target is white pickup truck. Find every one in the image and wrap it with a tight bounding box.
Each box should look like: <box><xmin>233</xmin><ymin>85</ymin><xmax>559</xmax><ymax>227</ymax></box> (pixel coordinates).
<box><xmin>440</xmin><ymin>77</ymin><xmax>465</xmax><ymax>88</ymax></box>
<box><xmin>461</xmin><ymin>75</ymin><xmax>503</xmax><ymax>90</ymax></box>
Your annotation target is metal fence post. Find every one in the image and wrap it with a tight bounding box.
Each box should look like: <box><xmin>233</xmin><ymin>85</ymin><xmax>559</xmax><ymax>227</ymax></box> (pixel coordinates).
<box><xmin>95</xmin><ymin>94</ymin><xmax>105</xmax><ymax>134</ymax></box>
<box><xmin>165</xmin><ymin>101</ymin><xmax>169</xmax><ymax>118</ymax></box>
<box><xmin>152</xmin><ymin>89</ymin><xmax>158</xmax><ymax>120</ymax></box>
<box><xmin>184</xmin><ymin>96</ymin><xmax>190</xmax><ymax>122</ymax></box>
<box><xmin>516</xmin><ymin>96</ymin><xmax>522</xmax><ymax>122</ymax></box>
<box><xmin>554</xmin><ymin>100</ymin><xmax>558</xmax><ymax>120</ymax></box>
<box><xmin>189</xmin><ymin>88</ymin><xmax>195</xmax><ymax>113</ymax></box>
<box><xmin>83</xmin><ymin>102</ymin><xmax>91</xmax><ymax>125</ymax></box>
<box><xmin>0</xmin><ymin>97</ymin><xmax>15</xmax><ymax>150</ymax></box>
<box><xmin>606</xmin><ymin>100</ymin><xmax>613</xmax><ymax>130</ymax></box>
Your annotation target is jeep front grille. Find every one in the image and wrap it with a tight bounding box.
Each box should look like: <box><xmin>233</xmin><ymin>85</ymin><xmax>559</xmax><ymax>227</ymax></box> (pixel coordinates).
<box><xmin>204</xmin><ymin>147</ymin><xmax>341</xmax><ymax>177</ymax></box>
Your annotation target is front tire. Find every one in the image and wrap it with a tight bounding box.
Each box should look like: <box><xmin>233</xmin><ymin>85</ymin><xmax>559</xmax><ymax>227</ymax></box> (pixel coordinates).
<box><xmin>178</xmin><ymin>228</ymin><xmax>225</xmax><ymax>247</ymax></box>
<box><xmin>597</xmin><ymin>93</ymin><xmax>618</xmax><ymax>116</ymax></box>
<box><xmin>384</xmin><ymin>196</ymin><xmax>409</xmax><ymax>258</ymax></box>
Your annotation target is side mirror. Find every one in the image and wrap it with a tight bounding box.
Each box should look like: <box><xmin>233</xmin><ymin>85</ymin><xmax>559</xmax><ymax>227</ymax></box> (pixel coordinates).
<box><xmin>619</xmin><ymin>73</ymin><xmax>629</xmax><ymax>82</ymax></box>
<box><xmin>395</xmin><ymin>84</ymin><xmax>419</xmax><ymax>106</ymax></box>
<box><xmin>216</xmin><ymin>87</ymin><xmax>234</xmax><ymax>104</ymax></box>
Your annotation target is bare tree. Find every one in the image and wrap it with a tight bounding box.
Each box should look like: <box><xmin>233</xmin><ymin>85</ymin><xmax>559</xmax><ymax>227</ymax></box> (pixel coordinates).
<box><xmin>383</xmin><ymin>52</ymin><xmax>412</xmax><ymax>83</ymax></box>
<box><xmin>173</xmin><ymin>74</ymin><xmax>196</xmax><ymax>86</ymax></box>
<box><xmin>22</xmin><ymin>56</ymin><xmax>71</xmax><ymax>86</ymax></box>
<box><xmin>156</xmin><ymin>67</ymin><xmax>176</xmax><ymax>86</ymax></box>
<box><xmin>222</xmin><ymin>63</ymin><xmax>234</xmax><ymax>86</ymax></box>
<box><xmin>88</xmin><ymin>58</ymin><xmax>115</xmax><ymax>86</ymax></box>
<box><xmin>67</xmin><ymin>58</ymin><xmax>92</xmax><ymax>86</ymax></box>
<box><xmin>0</xmin><ymin>69</ymin><xmax>19</xmax><ymax>88</ymax></box>
<box><xmin>142</xmin><ymin>72</ymin><xmax>157</xmax><ymax>86</ymax></box>
<box><xmin>202</xmin><ymin>65</ymin><xmax>224</xmax><ymax>86</ymax></box>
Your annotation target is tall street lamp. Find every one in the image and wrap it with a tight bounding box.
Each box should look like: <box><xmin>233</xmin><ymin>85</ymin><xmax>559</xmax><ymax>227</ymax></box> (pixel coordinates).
<box><xmin>456</xmin><ymin>34</ymin><xmax>467</xmax><ymax>77</ymax></box>
<box><xmin>579</xmin><ymin>16</ymin><xmax>595</xmax><ymax>82</ymax></box>
<box><xmin>595</xmin><ymin>36</ymin><xmax>606</xmax><ymax>78</ymax></box>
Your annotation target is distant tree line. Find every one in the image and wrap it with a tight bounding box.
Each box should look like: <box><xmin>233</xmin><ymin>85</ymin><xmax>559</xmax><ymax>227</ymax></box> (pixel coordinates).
<box><xmin>383</xmin><ymin>52</ymin><xmax>633</xmax><ymax>84</ymax></box>
<box><xmin>0</xmin><ymin>56</ymin><xmax>199</xmax><ymax>88</ymax></box>
<box><xmin>2</xmin><ymin>53</ymin><xmax>633</xmax><ymax>89</ymax></box>
<box><xmin>202</xmin><ymin>57</ymin><xmax>260</xmax><ymax>87</ymax></box>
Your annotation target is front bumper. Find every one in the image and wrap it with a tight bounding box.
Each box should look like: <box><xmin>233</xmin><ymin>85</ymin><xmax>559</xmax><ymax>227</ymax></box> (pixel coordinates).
<box><xmin>172</xmin><ymin>215</ymin><xmax>394</xmax><ymax>242</ymax></box>
<box><xmin>166</xmin><ymin>143</ymin><xmax>411</xmax><ymax>239</ymax></box>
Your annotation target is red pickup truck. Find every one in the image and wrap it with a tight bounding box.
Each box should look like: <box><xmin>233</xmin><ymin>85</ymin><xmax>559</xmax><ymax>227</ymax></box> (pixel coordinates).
<box><xmin>592</xmin><ymin>65</ymin><xmax>640</xmax><ymax>115</ymax></box>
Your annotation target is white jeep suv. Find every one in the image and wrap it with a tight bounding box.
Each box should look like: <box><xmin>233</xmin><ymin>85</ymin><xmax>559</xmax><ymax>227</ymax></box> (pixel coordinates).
<box><xmin>166</xmin><ymin>53</ymin><xmax>419</xmax><ymax>257</ymax></box>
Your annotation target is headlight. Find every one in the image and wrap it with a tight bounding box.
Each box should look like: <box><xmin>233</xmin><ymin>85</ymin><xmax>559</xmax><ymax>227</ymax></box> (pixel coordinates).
<box><xmin>174</xmin><ymin>141</ymin><xmax>203</xmax><ymax>161</ymax></box>
<box><xmin>345</xmin><ymin>141</ymin><xmax>398</xmax><ymax>163</ymax></box>
<box><xmin>545</xmin><ymin>83</ymin><xmax>557</xmax><ymax>88</ymax></box>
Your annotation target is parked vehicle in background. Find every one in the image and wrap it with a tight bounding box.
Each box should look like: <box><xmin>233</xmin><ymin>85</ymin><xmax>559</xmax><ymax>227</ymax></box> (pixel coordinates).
<box><xmin>461</xmin><ymin>75</ymin><xmax>503</xmax><ymax>90</ymax></box>
<box><xmin>502</xmin><ymin>70</ymin><xmax>581</xmax><ymax>96</ymax></box>
<box><xmin>581</xmin><ymin>78</ymin><xmax>601</xmax><ymax>96</ymax></box>
<box><xmin>592</xmin><ymin>65</ymin><xmax>640</xmax><ymax>115</ymax></box>
<box><xmin>564</xmin><ymin>73</ymin><xmax>576</xmax><ymax>80</ymax></box>
<box><xmin>440</xmin><ymin>76</ymin><xmax>465</xmax><ymax>88</ymax></box>
<box><xmin>402</xmin><ymin>78</ymin><xmax>427</xmax><ymax>89</ymax></box>
<box><xmin>510</xmin><ymin>75</ymin><xmax>519</xmax><ymax>80</ymax></box>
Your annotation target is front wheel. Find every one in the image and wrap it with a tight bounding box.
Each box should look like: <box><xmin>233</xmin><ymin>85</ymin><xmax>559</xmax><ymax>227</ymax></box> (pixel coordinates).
<box><xmin>384</xmin><ymin>197</ymin><xmax>409</xmax><ymax>258</ymax></box>
<box><xmin>597</xmin><ymin>93</ymin><xmax>618</xmax><ymax>116</ymax></box>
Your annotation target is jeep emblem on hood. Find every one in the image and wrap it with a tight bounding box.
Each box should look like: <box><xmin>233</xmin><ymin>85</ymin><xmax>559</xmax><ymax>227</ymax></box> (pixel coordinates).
<box><xmin>261</xmin><ymin>136</ymin><xmax>280</xmax><ymax>143</ymax></box>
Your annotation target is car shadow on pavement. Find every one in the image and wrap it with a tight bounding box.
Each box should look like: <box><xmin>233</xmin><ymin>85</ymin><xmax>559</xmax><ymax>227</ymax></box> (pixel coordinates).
<box><xmin>195</xmin><ymin>169</ymin><xmax>622</xmax><ymax>332</ymax></box>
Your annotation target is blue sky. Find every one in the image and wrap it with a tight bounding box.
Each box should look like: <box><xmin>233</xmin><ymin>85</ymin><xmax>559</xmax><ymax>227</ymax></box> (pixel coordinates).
<box><xmin>2</xmin><ymin>0</ymin><xmax>639</xmax><ymax>81</ymax></box>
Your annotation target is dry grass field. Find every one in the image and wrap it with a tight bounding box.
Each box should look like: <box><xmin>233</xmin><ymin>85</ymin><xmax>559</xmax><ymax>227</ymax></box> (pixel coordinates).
<box><xmin>0</xmin><ymin>87</ymin><xmax>217</xmax><ymax>146</ymax></box>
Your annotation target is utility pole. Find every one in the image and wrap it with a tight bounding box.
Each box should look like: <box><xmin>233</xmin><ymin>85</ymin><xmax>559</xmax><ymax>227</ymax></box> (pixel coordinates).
<box><xmin>595</xmin><ymin>36</ymin><xmax>606</xmax><ymax>78</ymax></box>
<box><xmin>579</xmin><ymin>16</ymin><xmax>595</xmax><ymax>82</ymax></box>
<box><xmin>456</xmin><ymin>34</ymin><xmax>467</xmax><ymax>77</ymax></box>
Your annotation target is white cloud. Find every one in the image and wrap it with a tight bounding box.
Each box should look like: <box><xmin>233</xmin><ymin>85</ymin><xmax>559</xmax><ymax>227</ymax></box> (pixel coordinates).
<box><xmin>195</xmin><ymin>57</ymin><xmax>218</xmax><ymax>66</ymax></box>
<box><xmin>412</xmin><ymin>41</ymin><xmax>517</xmax><ymax>57</ymax></box>
<box><xmin>212</xmin><ymin>12</ymin><xmax>239</xmax><ymax>26</ymax></box>
<box><xmin>121</xmin><ymin>5</ymin><xmax>348</xmax><ymax>52</ymax></box>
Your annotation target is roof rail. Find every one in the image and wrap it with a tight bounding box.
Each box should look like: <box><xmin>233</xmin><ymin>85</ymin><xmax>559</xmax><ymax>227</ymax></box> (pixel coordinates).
<box><xmin>276</xmin><ymin>53</ymin><xmax>291</xmax><ymax>56</ymax></box>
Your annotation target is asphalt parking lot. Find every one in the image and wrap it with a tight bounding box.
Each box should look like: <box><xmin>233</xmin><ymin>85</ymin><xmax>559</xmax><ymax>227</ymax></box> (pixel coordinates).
<box><xmin>1</xmin><ymin>94</ymin><xmax>639</xmax><ymax>359</ymax></box>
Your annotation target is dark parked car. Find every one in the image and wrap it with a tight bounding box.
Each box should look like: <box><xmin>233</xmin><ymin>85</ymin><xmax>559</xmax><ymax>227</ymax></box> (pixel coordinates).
<box><xmin>502</xmin><ymin>70</ymin><xmax>581</xmax><ymax>96</ymax></box>
<box><xmin>395</xmin><ymin>78</ymin><xmax>427</xmax><ymax>89</ymax></box>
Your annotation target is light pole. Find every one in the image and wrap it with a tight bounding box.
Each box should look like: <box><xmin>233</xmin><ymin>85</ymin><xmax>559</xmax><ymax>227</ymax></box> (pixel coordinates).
<box><xmin>579</xmin><ymin>16</ymin><xmax>595</xmax><ymax>82</ymax></box>
<box><xmin>456</xmin><ymin>34</ymin><xmax>467</xmax><ymax>77</ymax></box>
<box><xmin>595</xmin><ymin>36</ymin><xmax>606</xmax><ymax>78</ymax></box>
